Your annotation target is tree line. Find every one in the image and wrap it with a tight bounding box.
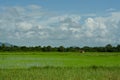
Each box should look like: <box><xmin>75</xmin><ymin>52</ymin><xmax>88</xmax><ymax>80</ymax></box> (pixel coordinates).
<box><xmin>0</xmin><ymin>44</ymin><xmax>120</xmax><ymax>52</ymax></box>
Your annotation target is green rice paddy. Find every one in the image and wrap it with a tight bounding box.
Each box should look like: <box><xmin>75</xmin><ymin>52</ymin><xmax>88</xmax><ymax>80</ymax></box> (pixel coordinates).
<box><xmin>0</xmin><ymin>52</ymin><xmax>120</xmax><ymax>80</ymax></box>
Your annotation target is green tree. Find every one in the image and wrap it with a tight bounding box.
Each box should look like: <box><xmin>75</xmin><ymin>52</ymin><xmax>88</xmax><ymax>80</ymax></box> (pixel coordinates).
<box><xmin>105</xmin><ymin>44</ymin><xmax>113</xmax><ymax>52</ymax></box>
<box><xmin>46</xmin><ymin>46</ymin><xmax>52</xmax><ymax>52</ymax></box>
<box><xmin>117</xmin><ymin>44</ymin><xmax>120</xmax><ymax>52</ymax></box>
<box><xmin>58</xmin><ymin>46</ymin><xmax>65</xmax><ymax>52</ymax></box>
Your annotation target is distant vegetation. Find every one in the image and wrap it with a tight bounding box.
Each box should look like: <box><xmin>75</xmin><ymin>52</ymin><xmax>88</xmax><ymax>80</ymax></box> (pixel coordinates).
<box><xmin>0</xmin><ymin>43</ymin><xmax>120</xmax><ymax>52</ymax></box>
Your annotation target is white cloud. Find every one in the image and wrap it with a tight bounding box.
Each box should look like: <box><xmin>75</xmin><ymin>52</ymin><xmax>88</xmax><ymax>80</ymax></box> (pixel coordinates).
<box><xmin>0</xmin><ymin>5</ymin><xmax>120</xmax><ymax>46</ymax></box>
<box><xmin>85</xmin><ymin>18</ymin><xmax>97</xmax><ymax>30</ymax></box>
<box><xmin>16</xmin><ymin>22</ymin><xmax>33</xmax><ymax>31</ymax></box>
<box><xmin>14</xmin><ymin>32</ymin><xmax>21</xmax><ymax>39</ymax></box>
<box><xmin>60</xmin><ymin>23</ymin><xmax>69</xmax><ymax>31</ymax></box>
<box><xmin>25</xmin><ymin>31</ymin><xmax>35</xmax><ymax>38</ymax></box>
<box><xmin>37</xmin><ymin>25</ymin><xmax>43</xmax><ymax>29</ymax></box>
<box><xmin>28</xmin><ymin>5</ymin><xmax>42</xmax><ymax>10</ymax></box>
<box><xmin>106</xmin><ymin>8</ymin><xmax>116</xmax><ymax>12</ymax></box>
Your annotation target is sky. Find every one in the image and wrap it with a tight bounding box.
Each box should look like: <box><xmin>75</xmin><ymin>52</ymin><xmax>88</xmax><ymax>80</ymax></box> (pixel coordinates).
<box><xmin>0</xmin><ymin>0</ymin><xmax>120</xmax><ymax>47</ymax></box>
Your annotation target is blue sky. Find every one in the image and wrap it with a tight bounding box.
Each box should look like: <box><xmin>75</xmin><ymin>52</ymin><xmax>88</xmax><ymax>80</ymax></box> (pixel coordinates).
<box><xmin>0</xmin><ymin>0</ymin><xmax>120</xmax><ymax>47</ymax></box>
<box><xmin>0</xmin><ymin>0</ymin><xmax>119</xmax><ymax>13</ymax></box>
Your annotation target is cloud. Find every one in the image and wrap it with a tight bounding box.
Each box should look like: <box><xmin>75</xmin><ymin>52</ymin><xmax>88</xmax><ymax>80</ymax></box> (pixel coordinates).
<box><xmin>0</xmin><ymin>5</ymin><xmax>120</xmax><ymax>46</ymax></box>
<box><xmin>28</xmin><ymin>5</ymin><xmax>42</xmax><ymax>10</ymax></box>
<box><xmin>16</xmin><ymin>22</ymin><xmax>33</xmax><ymax>31</ymax></box>
<box><xmin>84</xmin><ymin>12</ymin><xmax>120</xmax><ymax>45</ymax></box>
<box><xmin>106</xmin><ymin>8</ymin><xmax>116</xmax><ymax>12</ymax></box>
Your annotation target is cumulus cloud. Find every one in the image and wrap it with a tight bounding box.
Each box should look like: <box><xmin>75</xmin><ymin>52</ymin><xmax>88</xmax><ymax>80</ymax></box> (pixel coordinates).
<box><xmin>106</xmin><ymin>8</ymin><xmax>116</xmax><ymax>12</ymax></box>
<box><xmin>16</xmin><ymin>22</ymin><xmax>33</xmax><ymax>31</ymax></box>
<box><xmin>0</xmin><ymin>5</ymin><xmax>120</xmax><ymax>46</ymax></box>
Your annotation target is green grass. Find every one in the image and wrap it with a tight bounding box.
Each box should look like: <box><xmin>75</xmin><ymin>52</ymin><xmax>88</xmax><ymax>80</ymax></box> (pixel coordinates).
<box><xmin>0</xmin><ymin>52</ymin><xmax>120</xmax><ymax>69</ymax></box>
<box><xmin>0</xmin><ymin>52</ymin><xmax>120</xmax><ymax>80</ymax></box>
<box><xmin>0</xmin><ymin>67</ymin><xmax>120</xmax><ymax>80</ymax></box>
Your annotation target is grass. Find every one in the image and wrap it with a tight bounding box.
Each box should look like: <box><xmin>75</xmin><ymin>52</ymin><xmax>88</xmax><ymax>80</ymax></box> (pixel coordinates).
<box><xmin>0</xmin><ymin>52</ymin><xmax>120</xmax><ymax>80</ymax></box>
<box><xmin>0</xmin><ymin>67</ymin><xmax>120</xmax><ymax>80</ymax></box>
<box><xmin>0</xmin><ymin>52</ymin><xmax>120</xmax><ymax>69</ymax></box>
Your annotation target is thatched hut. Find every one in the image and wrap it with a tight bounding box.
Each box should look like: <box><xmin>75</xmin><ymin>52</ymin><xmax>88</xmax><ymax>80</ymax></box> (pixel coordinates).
<box><xmin>79</xmin><ymin>50</ymin><xmax>85</xmax><ymax>53</ymax></box>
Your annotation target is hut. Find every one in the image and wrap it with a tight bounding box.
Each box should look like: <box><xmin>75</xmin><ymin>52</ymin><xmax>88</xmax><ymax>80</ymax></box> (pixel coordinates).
<box><xmin>80</xmin><ymin>50</ymin><xmax>85</xmax><ymax>53</ymax></box>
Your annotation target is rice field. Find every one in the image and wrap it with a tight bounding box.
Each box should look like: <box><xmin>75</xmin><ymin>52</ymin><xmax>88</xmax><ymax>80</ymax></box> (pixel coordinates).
<box><xmin>0</xmin><ymin>52</ymin><xmax>120</xmax><ymax>80</ymax></box>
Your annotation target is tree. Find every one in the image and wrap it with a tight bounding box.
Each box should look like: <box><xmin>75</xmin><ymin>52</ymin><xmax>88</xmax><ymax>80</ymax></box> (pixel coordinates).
<box><xmin>82</xmin><ymin>46</ymin><xmax>91</xmax><ymax>52</ymax></box>
<box><xmin>34</xmin><ymin>46</ymin><xmax>42</xmax><ymax>51</ymax></box>
<box><xmin>1</xmin><ymin>43</ymin><xmax>6</xmax><ymax>51</ymax></box>
<box><xmin>20</xmin><ymin>46</ymin><xmax>28</xmax><ymax>51</ymax></box>
<box><xmin>58</xmin><ymin>46</ymin><xmax>65</xmax><ymax>52</ymax></box>
<box><xmin>42</xmin><ymin>46</ymin><xmax>47</xmax><ymax>52</ymax></box>
<box><xmin>46</xmin><ymin>46</ymin><xmax>52</xmax><ymax>52</ymax></box>
<box><xmin>105</xmin><ymin>44</ymin><xmax>113</xmax><ymax>52</ymax></box>
<box><xmin>117</xmin><ymin>44</ymin><xmax>120</xmax><ymax>52</ymax></box>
